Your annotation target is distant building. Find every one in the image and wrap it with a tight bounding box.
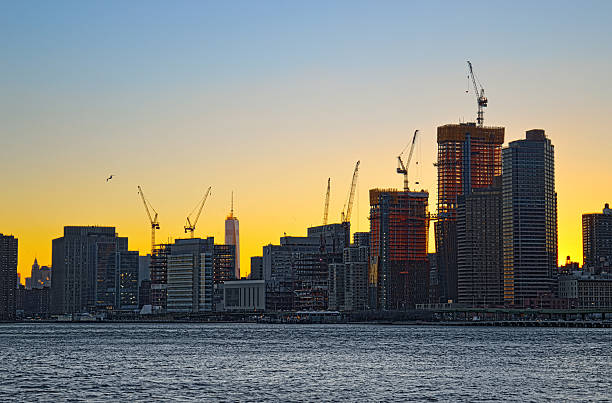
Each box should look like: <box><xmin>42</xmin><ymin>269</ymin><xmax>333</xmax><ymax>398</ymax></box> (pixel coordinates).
<box><xmin>328</xmin><ymin>232</ymin><xmax>369</xmax><ymax>312</ymax></box>
<box><xmin>225</xmin><ymin>196</ymin><xmax>240</xmax><ymax>279</ymax></box>
<box><xmin>457</xmin><ymin>177</ymin><xmax>503</xmax><ymax>306</ymax></box>
<box><xmin>50</xmin><ymin>226</ymin><xmax>138</xmax><ymax>314</ymax></box>
<box><xmin>139</xmin><ymin>279</ymin><xmax>152</xmax><ymax>308</ymax></box>
<box><xmin>582</xmin><ymin>203</ymin><xmax>612</xmax><ymax>272</ymax></box>
<box><xmin>223</xmin><ymin>280</ymin><xmax>265</xmax><ymax>311</ymax></box>
<box><xmin>250</xmin><ymin>256</ymin><xmax>263</xmax><ymax>280</ymax></box>
<box><xmin>150</xmin><ymin>243</ymin><xmax>171</xmax><ymax>311</ymax></box>
<box><xmin>502</xmin><ymin>130</ymin><xmax>558</xmax><ymax>306</ymax></box>
<box><xmin>27</xmin><ymin>258</ymin><xmax>51</xmax><ymax>289</ymax></box>
<box><xmin>139</xmin><ymin>254</ymin><xmax>151</xmax><ymax>285</ymax></box>
<box><xmin>166</xmin><ymin>237</ymin><xmax>235</xmax><ymax>313</ymax></box>
<box><xmin>369</xmin><ymin>189</ymin><xmax>430</xmax><ymax>309</ymax></box>
<box><xmin>558</xmin><ymin>271</ymin><xmax>612</xmax><ymax>309</ymax></box>
<box><xmin>17</xmin><ymin>287</ymin><xmax>50</xmax><ymax>318</ymax></box>
<box><xmin>435</xmin><ymin>123</ymin><xmax>504</xmax><ymax>303</ymax></box>
<box><xmin>0</xmin><ymin>234</ymin><xmax>18</xmax><ymax>321</ymax></box>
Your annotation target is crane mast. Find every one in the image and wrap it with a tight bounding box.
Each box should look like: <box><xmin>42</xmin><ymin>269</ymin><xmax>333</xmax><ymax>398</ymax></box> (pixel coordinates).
<box><xmin>137</xmin><ymin>186</ymin><xmax>160</xmax><ymax>254</ymax></box>
<box><xmin>467</xmin><ymin>60</ymin><xmax>488</xmax><ymax>126</ymax></box>
<box><xmin>184</xmin><ymin>186</ymin><xmax>212</xmax><ymax>238</ymax></box>
<box><xmin>397</xmin><ymin>129</ymin><xmax>419</xmax><ymax>191</ymax></box>
<box><xmin>341</xmin><ymin>161</ymin><xmax>360</xmax><ymax>223</ymax></box>
<box><xmin>322</xmin><ymin>178</ymin><xmax>330</xmax><ymax>225</ymax></box>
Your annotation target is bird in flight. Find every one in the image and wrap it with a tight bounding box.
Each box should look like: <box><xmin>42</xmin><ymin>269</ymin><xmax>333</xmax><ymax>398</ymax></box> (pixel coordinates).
<box><xmin>106</xmin><ymin>174</ymin><xmax>114</xmax><ymax>182</ymax></box>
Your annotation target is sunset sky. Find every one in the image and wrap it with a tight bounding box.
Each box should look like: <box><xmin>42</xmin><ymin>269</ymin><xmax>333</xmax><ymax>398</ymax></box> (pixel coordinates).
<box><xmin>2</xmin><ymin>1</ymin><xmax>611</xmax><ymax>281</ymax></box>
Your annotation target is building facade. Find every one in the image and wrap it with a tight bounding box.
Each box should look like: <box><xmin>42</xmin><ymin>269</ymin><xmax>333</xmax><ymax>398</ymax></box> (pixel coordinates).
<box><xmin>225</xmin><ymin>203</ymin><xmax>240</xmax><ymax>279</ymax></box>
<box><xmin>558</xmin><ymin>271</ymin><xmax>612</xmax><ymax>309</ymax></box>
<box><xmin>223</xmin><ymin>280</ymin><xmax>265</xmax><ymax>311</ymax></box>
<box><xmin>435</xmin><ymin>123</ymin><xmax>504</xmax><ymax>303</ymax></box>
<box><xmin>456</xmin><ymin>178</ymin><xmax>504</xmax><ymax>306</ymax></box>
<box><xmin>582</xmin><ymin>203</ymin><xmax>612</xmax><ymax>272</ymax></box>
<box><xmin>502</xmin><ymin>130</ymin><xmax>558</xmax><ymax>306</ymax></box>
<box><xmin>369</xmin><ymin>189</ymin><xmax>430</xmax><ymax>309</ymax></box>
<box><xmin>51</xmin><ymin>226</ymin><xmax>139</xmax><ymax>314</ymax></box>
<box><xmin>0</xmin><ymin>234</ymin><xmax>18</xmax><ymax>321</ymax></box>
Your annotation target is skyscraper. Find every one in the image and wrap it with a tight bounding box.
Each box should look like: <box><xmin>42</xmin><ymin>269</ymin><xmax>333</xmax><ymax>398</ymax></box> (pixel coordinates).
<box><xmin>225</xmin><ymin>194</ymin><xmax>240</xmax><ymax>279</ymax></box>
<box><xmin>369</xmin><ymin>189</ymin><xmax>430</xmax><ymax>309</ymax></box>
<box><xmin>457</xmin><ymin>177</ymin><xmax>503</xmax><ymax>306</ymax></box>
<box><xmin>50</xmin><ymin>226</ymin><xmax>138</xmax><ymax>314</ymax></box>
<box><xmin>502</xmin><ymin>129</ymin><xmax>558</xmax><ymax>306</ymax></box>
<box><xmin>435</xmin><ymin>123</ymin><xmax>504</xmax><ymax>303</ymax></box>
<box><xmin>0</xmin><ymin>234</ymin><xmax>18</xmax><ymax>321</ymax></box>
<box><xmin>582</xmin><ymin>203</ymin><xmax>612</xmax><ymax>272</ymax></box>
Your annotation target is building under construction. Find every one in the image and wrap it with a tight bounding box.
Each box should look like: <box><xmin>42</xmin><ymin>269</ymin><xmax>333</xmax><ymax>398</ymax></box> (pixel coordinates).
<box><xmin>435</xmin><ymin>123</ymin><xmax>504</xmax><ymax>303</ymax></box>
<box><xmin>369</xmin><ymin>189</ymin><xmax>430</xmax><ymax>309</ymax></box>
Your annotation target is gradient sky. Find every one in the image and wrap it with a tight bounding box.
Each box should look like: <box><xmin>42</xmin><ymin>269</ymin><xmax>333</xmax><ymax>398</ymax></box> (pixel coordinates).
<box><xmin>2</xmin><ymin>1</ymin><xmax>611</xmax><ymax>281</ymax></box>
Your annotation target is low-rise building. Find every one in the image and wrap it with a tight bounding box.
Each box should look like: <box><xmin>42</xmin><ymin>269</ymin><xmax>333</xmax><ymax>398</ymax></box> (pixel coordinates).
<box><xmin>223</xmin><ymin>280</ymin><xmax>265</xmax><ymax>312</ymax></box>
<box><xmin>558</xmin><ymin>271</ymin><xmax>612</xmax><ymax>309</ymax></box>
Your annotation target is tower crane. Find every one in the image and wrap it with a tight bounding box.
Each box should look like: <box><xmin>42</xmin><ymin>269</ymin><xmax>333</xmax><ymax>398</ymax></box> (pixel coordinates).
<box><xmin>322</xmin><ymin>178</ymin><xmax>330</xmax><ymax>225</ymax></box>
<box><xmin>467</xmin><ymin>60</ymin><xmax>488</xmax><ymax>126</ymax></box>
<box><xmin>397</xmin><ymin>129</ymin><xmax>419</xmax><ymax>191</ymax></box>
<box><xmin>137</xmin><ymin>186</ymin><xmax>160</xmax><ymax>254</ymax></box>
<box><xmin>341</xmin><ymin>161</ymin><xmax>360</xmax><ymax>223</ymax></box>
<box><xmin>184</xmin><ymin>186</ymin><xmax>212</xmax><ymax>238</ymax></box>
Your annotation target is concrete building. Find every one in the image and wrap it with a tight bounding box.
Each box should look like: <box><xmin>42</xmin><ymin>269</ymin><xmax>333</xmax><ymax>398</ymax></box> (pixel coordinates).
<box><xmin>50</xmin><ymin>226</ymin><xmax>138</xmax><ymax>314</ymax></box>
<box><xmin>457</xmin><ymin>178</ymin><xmax>504</xmax><ymax>306</ymax></box>
<box><xmin>0</xmin><ymin>234</ymin><xmax>18</xmax><ymax>321</ymax></box>
<box><xmin>435</xmin><ymin>123</ymin><xmax>504</xmax><ymax>303</ymax></box>
<box><xmin>328</xmin><ymin>232</ymin><xmax>369</xmax><ymax>312</ymax></box>
<box><xmin>250</xmin><ymin>256</ymin><xmax>263</xmax><ymax>280</ymax></box>
<box><xmin>558</xmin><ymin>271</ymin><xmax>612</xmax><ymax>309</ymax></box>
<box><xmin>150</xmin><ymin>243</ymin><xmax>171</xmax><ymax>311</ymax></box>
<box><xmin>502</xmin><ymin>130</ymin><xmax>558</xmax><ymax>306</ymax></box>
<box><xmin>166</xmin><ymin>237</ymin><xmax>235</xmax><ymax>313</ymax></box>
<box><xmin>582</xmin><ymin>203</ymin><xmax>612</xmax><ymax>272</ymax></box>
<box><xmin>223</xmin><ymin>280</ymin><xmax>265</xmax><ymax>311</ymax></box>
<box><xmin>369</xmin><ymin>189</ymin><xmax>430</xmax><ymax>309</ymax></box>
<box><xmin>225</xmin><ymin>196</ymin><xmax>240</xmax><ymax>279</ymax></box>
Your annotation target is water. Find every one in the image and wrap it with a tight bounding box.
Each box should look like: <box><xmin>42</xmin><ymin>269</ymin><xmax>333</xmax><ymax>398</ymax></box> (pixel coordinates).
<box><xmin>0</xmin><ymin>323</ymin><xmax>610</xmax><ymax>401</ymax></box>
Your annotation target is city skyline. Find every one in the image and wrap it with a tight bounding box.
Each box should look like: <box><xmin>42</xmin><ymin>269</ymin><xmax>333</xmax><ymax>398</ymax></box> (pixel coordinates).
<box><xmin>2</xmin><ymin>1</ymin><xmax>612</xmax><ymax>281</ymax></box>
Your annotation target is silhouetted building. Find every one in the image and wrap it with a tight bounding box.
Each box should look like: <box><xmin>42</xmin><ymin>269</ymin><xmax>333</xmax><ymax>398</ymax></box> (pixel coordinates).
<box><xmin>457</xmin><ymin>177</ymin><xmax>503</xmax><ymax>306</ymax></box>
<box><xmin>223</xmin><ymin>280</ymin><xmax>265</xmax><ymax>311</ymax></box>
<box><xmin>250</xmin><ymin>256</ymin><xmax>263</xmax><ymax>280</ymax></box>
<box><xmin>0</xmin><ymin>234</ymin><xmax>18</xmax><ymax>321</ymax></box>
<box><xmin>139</xmin><ymin>254</ymin><xmax>151</xmax><ymax>284</ymax></box>
<box><xmin>150</xmin><ymin>243</ymin><xmax>171</xmax><ymax>311</ymax></box>
<box><xmin>502</xmin><ymin>130</ymin><xmax>558</xmax><ymax>306</ymax></box>
<box><xmin>18</xmin><ymin>287</ymin><xmax>50</xmax><ymax>318</ymax></box>
<box><xmin>435</xmin><ymin>123</ymin><xmax>504</xmax><ymax>303</ymax></box>
<box><xmin>139</xmin><ymin>279</ymin><xmax>152</xmax><ymax>308</ymax></box>
<box><xmin>329</xmin><ymin>232</ymin><xmax>369</xmax><ymax>312</ymax></box>
<box><xmin>582</xmin><ymin>203</ymin><xmax>612</xmax><ymax>273</ymax></box>
<box><xmin>50</xmin><ymin>226</ymin><xmax>138</xmax><ymax>314</ymax></box>
<box><xmin>27</xmin><ymin>259</ymin><xmax>51</xmax><ymax>290</ymax></box>
<box><xmin>369</xmin><ymin>189</ymin><xmax>430</xmax><ymax>309</ymax></box>
<box><xmin>225</xmin><ymin>197</ymin><xmax>240</xmax><ymax>279</ymax></box>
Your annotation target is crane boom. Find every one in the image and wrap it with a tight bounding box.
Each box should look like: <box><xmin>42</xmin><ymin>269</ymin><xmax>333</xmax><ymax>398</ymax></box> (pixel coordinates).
<box><xmin>467</xmin><ymin>60</ymin><xmax>488</xmax><ymax>126</ymax></box>
<box><xmin>341</xmin><ymin>161</ymin><xmax>360</xmax><ymax>223</ymax></box>
<box><xmin>323</xmin><ymin>178</ymin><xmax>330</xmax><ymax>225</ymax></box>
<box><xmin>397</xmin><ymin>129</ymin><xmax>419</xmax><ymax>191</ymax></box>
<box><xmin>137</xmin><ymin>186</ymin><xmax>160</xmax><ymax>254</ymax></box>
<box><xmin>184</xmin><ymin>186</ymin><xmax>212</xmax><ymax>238</ymax></box>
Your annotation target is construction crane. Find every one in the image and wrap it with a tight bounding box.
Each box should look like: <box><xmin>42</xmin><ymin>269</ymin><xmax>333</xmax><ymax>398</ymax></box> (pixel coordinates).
<box><xmin>322</xmin><ymin>178</ymin><xmax>331</xmax><ymax>225</ymax></box>
<box><xmin>397</xmin><ymin>129</ymin><xmax>419</xmax><ymax>191</ymax></box>
<box><xmin>341</xmin><ymin>161</ymin><xmax>360</xmax><ymax>223</ymax></box>
<box><xmin>137</xmin><ymin>186</ymin><xmax>160</xmax><ymax>254</ymax></box>
<box><xmin>184</xmin><ymin>186</ymin><xmax>212</xmax><ymax>238</ymax></box>
<box><xmin>467</xmin><ymin>60</ymin><xmax>488</xmax><ymax>126</ymax></box>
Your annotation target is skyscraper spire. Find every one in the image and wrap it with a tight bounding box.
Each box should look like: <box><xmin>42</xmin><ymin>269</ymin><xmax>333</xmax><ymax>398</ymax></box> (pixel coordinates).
<box><xmin>225</xmin><ymin>192</ymin><xmax>240</xmax><ymax>279</ymax></box>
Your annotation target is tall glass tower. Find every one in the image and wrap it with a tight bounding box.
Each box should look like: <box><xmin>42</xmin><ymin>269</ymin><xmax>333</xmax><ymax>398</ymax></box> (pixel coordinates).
<box><xmin>502</xmin><ymin>129</ymin><xmax>558</xmax><ymax>306</ymax></box>
<box><xmin>225</xmin><ymin>193</ymin><xmax>240</xmax><ymax>279</ymax></box>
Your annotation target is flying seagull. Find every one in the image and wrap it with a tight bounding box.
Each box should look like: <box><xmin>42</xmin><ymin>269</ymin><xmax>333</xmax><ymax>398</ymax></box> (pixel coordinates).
<box><xmin>106</xmin><ymin>174</ymin><xmax>114</xmax><ymax>182</ymax></box>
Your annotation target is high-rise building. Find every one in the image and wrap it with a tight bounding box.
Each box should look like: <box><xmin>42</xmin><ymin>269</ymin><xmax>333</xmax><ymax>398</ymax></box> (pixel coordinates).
<box><xmin>328</xmin><ymin>232</ymin><xmax>369</xmax><ymax>312</ymax></box>
<box><xmin>0</xmin><ymin>234</ymin><xmax>18</xmax><ymax>321</ymax></box>
<box><xmin>28</xmin><ymin>259</ymin><xmax>51</xmax><ymax>290</ymax></box>
<box><xmin>435</xmin><ymin>123</ymin><xmax>504</xmax><ymax>303</ymax></box>
<box><xmin>502</xmin><ymin>130</ymin><xmax>558</xmax><ymax>306</ymax></box>
<box><xmin>166</xmin><ymin>237</ymin><xmax>235</xmax><ymax>313</ymax></box>
<box><xmin>225</xmin><ymin>195</ymin><xmax>240</xmax><ymax>279</ymax></box>
<box><xmin>369</xmin><ymin>189</ymin><xmax>430</xmax><ymax>309</ymax></box>
<box><xmin>150</xmin><ymin>243</ymin><xmax>171</xmax><ymax>311</ymax></box>
<box><xmin>582</xmin><ymin>203</ymin><xmax>612</xmax><ymax>272</ymax></box>
<box><xmin>457</xmin><ymin>177</ymin><xmax>503</xmax><ymax>306</ymax></box>
<box><xmin>50</xmin><ymin>226</ymin><xmax>138</xmax><ymax>314</ymax></box>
